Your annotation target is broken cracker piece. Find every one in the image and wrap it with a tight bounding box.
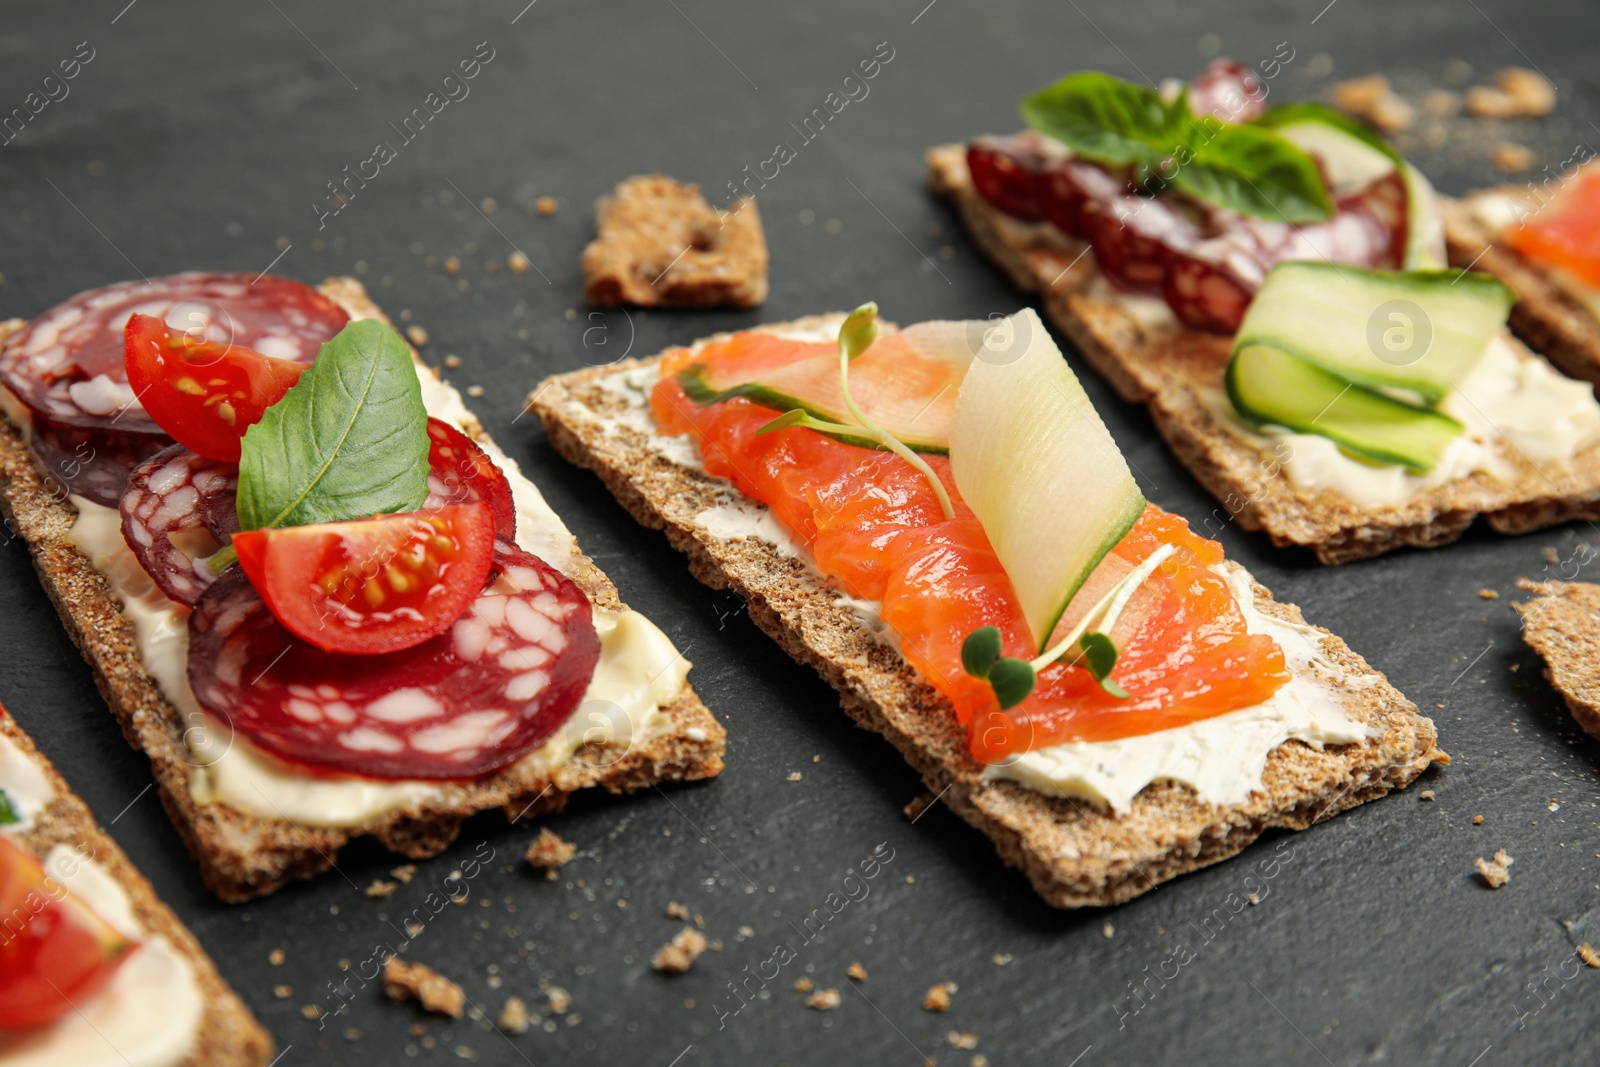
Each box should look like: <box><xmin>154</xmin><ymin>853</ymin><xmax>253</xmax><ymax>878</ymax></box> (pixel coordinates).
<box><xmin>847</xmin><ymin>962</ymin><xmax>868</xmax><ymax>982</ymax></box>
<box><xmin>582</xmin><ymin>175</ymin><xmax>767</xmax><ymax>309</ymax></box>
<box><xmin>666</xmin><ymin>901</ymin><xmax>690</xmax><ymax>920</ymax></box>
<box><xmin>804</xmin><ymin>988</ymin><xmax>841</xmax><ymax>1011</ymax></box>
<box><xmin>652</xmin><ymin>926</ymin><xmax>709</xmax><ymax>975</ymax></box>
<box><xmin>1475</xmin><ymin>850</ymin><xmax>1513</xmax><ymax>889</ymax></box>
<box><xmin>366</xmin><ymin>879</ymin><xmax>398</xmax><ymax>898</ymax></box>
<box><xmin>1332</xmin><ymin>74</ymin><xmax>1414</xmax><ymax>132</ymax></box>
<box><xmin>793</xmin><ymin>977</ymin><xmax>814</xmax><ymax>993</ymax></box>
<box><xmin>1477</xmin><ymin>588</ymin><xmax>1500</xmax><ymax>600</ymax></box>
<box><xmin>1579</xmin><ymin>943</ymin><xmax>1599</xmax><ymax>968</ymax></box>
<box><xmin>923</xmin><ymin>982</ymin><xmax>956</xmax><ymax>1012</ymax></box>
<box><xmin>1467</xmin><ymin>68</ymin><xmax>1556</xmax><ymax>118</ymax></box>
<box><xmin>1493</xmin><ymin>142</ymin><xmax>1535</xmax><ymax>174</ymax></box>
<box><xmin>384</xmin><ymin>957</ymin><xmax>466</xmax><ymax>1018</ymax></box>
<box><xmin>498</xmin><ymin>996</ymin><xmax>530</xmax><ymax>1034</ymax></box>
<box><xmin>524</xmin><ymin>828</ymin><xmax>577</xmax><ymax>874</ymax></box>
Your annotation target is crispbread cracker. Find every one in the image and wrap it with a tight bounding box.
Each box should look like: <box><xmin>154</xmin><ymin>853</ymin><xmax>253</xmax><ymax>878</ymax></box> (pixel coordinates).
<box><xmin>0</xmin><ymin>277</ymin><xmax>725</xmax><ymax>902</ymax></box>
<box><xmin>528</xmin><ymin>321</ymin><xmax>1444</xmax><ymax>907</ymax></box>
<box><xmin>927</xmin><ymin>143</ymin><xmax>1600</xmax><ymax>564</ymax></box>
<box><xmin>1442</xmin><ymin>192</ymin><xmax>1600</xmax><ymax>389</ymax></box>
<box><xmin>0</xmin><ymin>712</ymin><xmax>274</xmax><ymax>1065</ymax></box>
<box><xmin>582</xmin><ymin>175</ymin><xmax>768</xmax><ymax>309</ymax></box>
<box><xmin>1514</xmin><ymin>578</ymin><xmax>1600</xmax><ymax>740</ymax></box>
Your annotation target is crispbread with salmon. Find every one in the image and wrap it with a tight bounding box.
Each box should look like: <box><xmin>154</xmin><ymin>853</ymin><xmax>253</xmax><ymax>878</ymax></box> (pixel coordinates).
<box><xmin>927</xmin><ymin>143</ymin><xmax>1600</xmax><ymax>565</ymax></box>
<box><xmin>528</xmin><ymin>316</ymin><xmax>1444</xmax><ymax>907</ymax></box>
<box><xmin>0</xmin><ymin>709</ymin><xmax>274</xmax><ymax>1065</ymax></box>
<box><xmin>0</xmin><ymin>276</ymin><xmax>725</xmax><ymax>902</ymax></box>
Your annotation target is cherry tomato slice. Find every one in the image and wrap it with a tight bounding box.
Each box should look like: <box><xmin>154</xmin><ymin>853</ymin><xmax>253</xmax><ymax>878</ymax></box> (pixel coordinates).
<box><xmin>123</xmin><ymin>311</ymin><xmax>307</xmax><ymax>462</ymax></box>
<box><xmin>232</xmin><ymin>502</ymin><xmax>496</xmax><ymax>655</ymax></box>
<box><xmin>0</xmin><ymin>837</ymin><xmax>136</xmax><ymax>1031</ymax></box>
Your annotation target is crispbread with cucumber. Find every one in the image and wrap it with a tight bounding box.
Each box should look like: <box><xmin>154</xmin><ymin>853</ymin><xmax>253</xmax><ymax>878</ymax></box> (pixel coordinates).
<box><xmin>0</xmin><ymin>273</ymin><xmax>724</xmax><ymax>901</ymax></box>
<box><xmin>929</xmin><ymin>59</ymin><xmax>1600</xmax><ymax>564</ymax></box>
<box><xmin>529</xmin><ymin>305</ymin><xmax>1443</xmax><ymax>907</ymax></box>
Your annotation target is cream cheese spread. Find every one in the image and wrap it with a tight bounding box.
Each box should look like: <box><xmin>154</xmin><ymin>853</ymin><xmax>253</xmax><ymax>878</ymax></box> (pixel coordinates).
<box><xmin>0</xmin><ymin>732</ymin><xmax>55</xmax><ymax>830</ymax></box>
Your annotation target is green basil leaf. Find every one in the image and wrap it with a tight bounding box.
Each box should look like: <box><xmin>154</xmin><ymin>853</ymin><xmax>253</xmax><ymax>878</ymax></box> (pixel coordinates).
<box><xmin>0</xmin><ymin>788</ymin><xmax>18</xmax><ymax>826</ymax></box>
<box><xmin>988</xmin><ymin>656</ymin><xmax>1037</xmax><ymax>710</ymax></box>
<box><xmin>1176</xmin><ymin>119</ymin><xmax>1335</xmax><ymax>222</ymax></box>
<box><xmin>1020</xmin><ymin>72</ymin><xmax>1179</xmax><ymax>171</ymax></box>
<box><xmin>961</xmin><ymin>625</ymin><xmax>1004</xmax><ymax>679</ymax></box>
<box><xmin>1077</xmin><ymin>632</ymin><xmax>1130</xmax><ymax>699</ymax></box>
<box><xmin>236</xmin><ymin>319</ymin><xmax>430</xmax><ymax>531</ymax></box>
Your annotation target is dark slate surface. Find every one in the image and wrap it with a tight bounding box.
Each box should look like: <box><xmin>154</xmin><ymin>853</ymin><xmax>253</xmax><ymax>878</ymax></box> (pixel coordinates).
<box><xmin>1</xmin><ymin>1</ymin><xmax>1597</xmax><ymax>1064</ymax></box>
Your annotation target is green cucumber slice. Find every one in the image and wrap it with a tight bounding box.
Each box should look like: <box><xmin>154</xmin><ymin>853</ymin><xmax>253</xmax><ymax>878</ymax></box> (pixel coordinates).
<box><xmin>1235</xmin><ymin>261</ymin><xmax>1512</xmax><ymax>406</ymax></box>
<box><xmin>678</xmin><ymin>322</ymin><xmax>976</xmax><ymax>454</ymax></box>
<box><xmin>1256</xmin><ymin>102</ymin><xmax>1444</xmax><ymax>269</ymax></box>
<box><xmin>1226</xmin><ymin>343</ymin><xmax>1464</xmax><ymax>471</ymax></box>
<box><xmin>950</xmin><ymin>309</ymin><xmax>1145</xmax><ymax>652</ymax></box>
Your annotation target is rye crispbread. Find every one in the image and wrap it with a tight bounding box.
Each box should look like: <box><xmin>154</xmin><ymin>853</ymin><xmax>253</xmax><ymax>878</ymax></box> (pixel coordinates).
<box><xmin>582</xmin><ymin>175</ymin><xmax>768</xmax><ymax>309</ymax></box>
<box><xmin>1514</xmin><ymin>578</ymin><xmax>1600</xmax><ymax>741</ymax></box>
<box><xmin>527</xmin><ymin>318</ymin><xmax>1444</xmax><ymax>908</ymax></box>
<box><xmin>0</xmin><ymin>710</ymin><xmax>274</xmax><ymax>1065</ymax></box>
<box><xmin>0</xmin><ymin>277</ymin><xmax>725</xmax><ymax>902</ymax></box>
<box><xmin>1441</xmin><ymin>190</ymin><xmax>1600</xmax><ymax>390</ymax></box>
<box><xmin>927</xmin><ymin>143</ymin><xmax>1600</xmax><ymax>565</ymax></box>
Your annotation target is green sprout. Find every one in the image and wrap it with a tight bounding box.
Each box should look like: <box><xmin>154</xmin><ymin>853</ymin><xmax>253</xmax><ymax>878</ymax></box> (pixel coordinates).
<box><xmin>756</xmin><ymin>303</ymin><xmax>955</xmax><ymax>521</ymax></box>
<box><xmin>960</xmin><ymin>543</ymin><xmax>1176</xmax><ymax>709</ymax></box>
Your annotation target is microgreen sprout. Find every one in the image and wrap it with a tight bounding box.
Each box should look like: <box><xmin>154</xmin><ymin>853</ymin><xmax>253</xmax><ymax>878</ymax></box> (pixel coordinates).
<box><xmin>960</xmin><ymin>544</ymin><xmax>1176</xmax><ymax>709</ymax></box>
<box><xmin>756</xmin><ymin>303</ymin><xmax>955</xmax><ymax>520</ymax></box>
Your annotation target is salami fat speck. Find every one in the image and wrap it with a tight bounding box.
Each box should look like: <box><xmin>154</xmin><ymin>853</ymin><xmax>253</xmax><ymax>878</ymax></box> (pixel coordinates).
<box><xmin>119</xmin><ymin>445</ymin><xmax>239</xmax><ymax>606</ymax></box>
<box><xmin>1</xmin><ymin>272</ymin><xmax>349</xmax><ymax>436</ymax></box>
<box><xmin>187</xmin><ymin>540</ymin><xmax>600</xmax><ymax>779</ymax></box>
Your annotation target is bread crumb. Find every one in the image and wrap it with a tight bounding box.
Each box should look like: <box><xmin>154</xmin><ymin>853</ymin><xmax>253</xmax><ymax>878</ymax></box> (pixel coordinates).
<box><xmin>666</xmin><ymin>901</ymin><xmax>689</xmax><ymax>920</ymax></box>
<box><xmin>1579</xmin><ymin>943</ymin><xmax>1600</xmax><ymax>968</ymax></box>
<box><xmin>787</xmin><ymin>771</ymin><xmax>802</xmax><ymax>782</ymax></box>
<box><xmin>1493</xmin><ymin>142</ymin><xmax>1536</xmax><ymax>174</ymax></box>
<box><xmin>301</xmin><ymin>1004</ymin><xmax>321</xmax><ymax>1020</ymax></box>
<box><xmin>1544</xmin><ymin>547</ymin><xmax>1561</xmax><ymax>564</ymax></box>
<box><xmin>269</xmin><ymin>949</ymin><xmax>286</xmax><ymax>966</ymax></box>
<box><xmin>536</xmin><ymin>196</ymin><xmax>559</xmax><ymax>216</ymax></box>
<box><xmin>444</xmin><ymin>354</ymin><xmax>462</xmax><ymax>370</ymax></box>
<box><xmin>524</xmin><ymin>827</ymin><xmax>575</xmax><ymax>878</ymax></box>
<box><xmin>1467</xmin><ymin>68</ymin><xmax>1556</xmax><ymax>118</ymax></box>
<box><xmin>274</xmin><ymin>984</ymin><xmax>293</xmax><ymax>999</ymax></box>
<box><xmin>1332</xmin><ymin>74</ymin><xmax>1414</xmax><ymax>132</ymax></box>
<box><xmin>480</xmin><ymin>197</ymin><xmax>497</xmax><ymax>214</ymax></box>
<box><xmin>467</xmin><ymin>384</ymin><xmax>485</xmax><ymax>398</ymax></box>
<box><xmin>544</xmin><ymin>985</ymin><xmax>572</xmax><ymax>1014</ymax></box>
<box><xmin>1422</xmin><ymin>89</ymin><xmax>1460</xmax><ymax>118</ymax></box>
<box><xmin>383</xmin><ymin>958</ymin><xmax>465</xmax><ymax>1018</ymax></box>
<box><xmin>391</xmin><ymin>864</ymin><xmax>416</xmax><ymax>884</ymax></box>
<box><xmin>971</xmin><ymin>1056</ymin><xmax>990</xmax><ymax>1067</ymax></box>
<box><xmin>508</xmin><ymin>251</ymin><xmax>530</xmax><ymax>274</ymax></box>
<box><xmin>443</xmin><ymin>256</ymin><xmax>461</xmax><ymax>275</ymax></box>
<box><xmin>804</xmin><ymin>988</ymin><xmax>841</xmax><ymax>1011</ymax></box>
<box><xmin>847</xmin><ymin>962</ymin><xmax>868</xmax><ymax>982</ymax></box>
<box><xmin>406</xmin><ymin>325</ymin><xmax>429</xmax><ymax>347</ymax></box>
<box><xmin>923</xmin><ymin>982</ymin><xmax>956</xmax><ymax>1012</ymax></box>
<box><xmin>1420</xmin><ymin>790</ymin><xmax>1435</xmax><ymax>801</ymax></box>
<box><xmin>1102</xmin><ymin>921</ymin><xmax>1114</xmax><ymax>938</ymax></box>
<box><xmin>793</xmin><ymin>977</ymin><xmax>814</xmax><ymax>993</ymax></box>
<box><xmin>903</xmin><ymin>793</ymin><xmax>934</xmax><ymax>820</ymax></box>
<box><xmin>693</xmin><ymin>913</ymin><xmax>705</xmax><ymax>929</ymax></box>
<box><xmin>366</xmin><ymin>879</ymin><xmax>398</xmax><ymax>898</ymax></box>
<box><xmin>652</xmin><ymin>927</ymin><xmax>708</xmax><ymax>974</ymax></box>
<box><xmin>1476</xmin><ymin>849</ymin><xmax>1513</xmax><ymax>888</ymax></box>
<box><xmin>992</xmin><ymin>953</ymin><xmax>1012</xmax><ymax>966</ymax></box>
<box><xmin>947</xmin><ymin>1031</ymin><xmax>979</xmax><ymax>1050</ymax></box>
<box><xmin>497</xmin><ymin>996</ymin><xmax>529</xmax><ymax>1034</ymax></box>
<box><xmin>1477</xmin><ymin>588</ymin><xmax>1499</xmax><ymax>600</ymax></box>
<box><xmin>1473</xmin><ymin>814</ymin><xmax>1484</xmax><ymax>825</ymax></box>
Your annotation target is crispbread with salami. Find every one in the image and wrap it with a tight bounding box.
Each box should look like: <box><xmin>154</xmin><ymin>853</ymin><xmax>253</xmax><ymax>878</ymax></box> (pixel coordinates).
<box><xmin>0</xmin><ymin>274</ymin><xmax>725</xmax><ymax>901</ymax></box>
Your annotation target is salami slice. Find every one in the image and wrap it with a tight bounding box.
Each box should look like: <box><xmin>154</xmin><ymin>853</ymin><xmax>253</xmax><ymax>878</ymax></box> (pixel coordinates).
<box><xmin>187</xmin><ymin>539</ymin><xmax>600</xmax><ymax>779</ymax></box>
<box><xmin>119</xmin><ymin>445</ymin><xmax>239</xmax><ymax>606</ymax></box>
<box><xmin>31</xmin><ymin>418</ymin><xmax>171</xmax><ymax>509</ymax></box>
<box><xmin>1186</xmin><ymin>59</ymin><xmax>1267</xmax><ymax>124</ymax></box>
<box><xmin>1</xmin><ymin>272</ymin><xmax>349</xmax><ymax>436</ymax></box>
<box><xmin>423</xmin><ymin>418</ymin><xmax>517</xmax><ymax>541</ymax></box>
<box><xmin>965</xmin><ymin>134</ymin><xmax>1066</xmax><ymax>221</ymax></box>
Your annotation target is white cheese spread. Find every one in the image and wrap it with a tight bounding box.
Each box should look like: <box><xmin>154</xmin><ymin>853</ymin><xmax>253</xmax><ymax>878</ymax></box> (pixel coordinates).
<box><xmin>0</xmin><ymin>732</ymin><xmax>55</xmax><ymax>830</ymax></box>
